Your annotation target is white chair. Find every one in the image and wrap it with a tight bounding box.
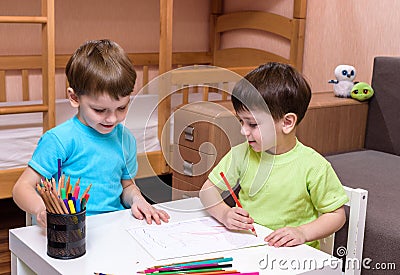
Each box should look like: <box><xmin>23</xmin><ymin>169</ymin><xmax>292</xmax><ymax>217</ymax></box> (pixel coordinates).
<box><xmin>320</xmin><ymin>186</ymin><xmax>368</xmax><ymax>275</ymax></box>
<box><xmin>26</xmin><ymin>213</ymin><xmax>32</xmax><ymax>226</ymax></box>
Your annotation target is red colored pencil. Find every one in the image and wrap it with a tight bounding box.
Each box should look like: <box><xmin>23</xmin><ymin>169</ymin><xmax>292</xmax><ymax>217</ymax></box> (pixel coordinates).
<box><xmin>220</xmin><ymin>172</ymin><xmax>258</xmax><ymax>237</ymax></box>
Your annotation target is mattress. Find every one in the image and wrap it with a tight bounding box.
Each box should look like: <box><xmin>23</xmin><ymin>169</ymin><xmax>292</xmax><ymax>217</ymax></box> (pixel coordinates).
<box><xmin>0</xmin><ymin>92</ymin><xmax>225</xmax><ymax>170</ymax></box>
<box><xmin>0</xmin><ymin>99</ymin><xmax>77</xmax><ymax>170</ymax></box>
<box><xmin>125</xmin><ymin>94</ymin><xmax>161</xmax><ymax>153</ymax></box>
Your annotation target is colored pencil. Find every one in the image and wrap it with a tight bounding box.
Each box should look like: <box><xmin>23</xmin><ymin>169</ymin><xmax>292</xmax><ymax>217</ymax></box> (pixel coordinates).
<box><xmin>57</xmin><ymin>158</ymin><xmax>62</xmax><ymax>182</ymax></box>
<box><xmin>65</xmin><ymin>175</ymin><xmax>71</xmax><ymax>195</ymax></box>
<box><xmin>68</xmin><ymin>200</ymin><xmax>76</xmax><ymax>214</ymax></box>
<box><xmin>50</xmin><ymin>178</ymin><xmax>58</xmax><ymax>197</ymax></box>
<box><xmin>172</xmin><ymin>258</ymin><xmax>233</xmax><ymax>268</ymax></box>
<box><xmin>81</xmin><ymin>183</ymin><xmax>92</xmax><ymax>201</ymax></box>
<box><xmin>49</xmin><ymin>189</ymin><xmax>64</xmax><ymax>214</ymax></box>
<box><xmin>144</xmin><ymin>264</ymin><xmax>233</xmax><ymax>273</ymax></box>
<box><xmin>138</xmin><ymin>258</ymin><xmax>260</xmax><ymax>275</ymax></box>
<box><xmin>70</xmin><ymin>177</ymin><xmax>80</xmax><ymax>195</ymax></box>
<box><xmin>177</xmin><ymin>272</ymin><xmax>259</xmax><ymax>275</ymax></box>
<box><xmin>227</xmin><ymin>273</ymin><xmax>259</xmax><ymax>275</ymax></box>
<box><xmin>81</xmin><ymin>197</ymin><xmax>87</xmax><ymax>211</ymax></box>
<box><xmin>58</xmin><ymin>174</ymin><xmax>65</xmax><ymax>197</ymax></box>
<box><xmin>36</xmin><ymin>183</ymin><xmax>54</xmax><ymax>212</ymax></box>
<box><xmin>73</xmin><ymin>185</ymin><xmax>80</xmax><ymax>200</ymax></box>
<box><xmin>59</xmin><ymin>196</ymin><xmax>69</xmax><ymax>214</ymax></box>
<box><xmin>61</xmin><ymin>187</ymin><xmax>67</xmax><ymax>200</ymax></box>
<box><xmin>37</xmin><ymin>170</ymin><xmax>90</xmax><ymax>214</ymax></box>
<box><xmin>182</xmin><ymin>271</ymin><xmax>238</xmax><ymax>275</ymax></box>
<box><xmin>220</xmin><ymin>172</ymin><xmax>258</xmax><ymax>237</ymax></box>
<box><xmin>171</xmin><ymin>271</ymin><xmax>238</xmax><ymax>275</ymax></box>
<box><xmin>145</xmin><ymin>267</ymin><xmax>227</xmax><ymax>274</ymax></box>
<box><xmin>44</xmin><ymin>184</ymin><xmax>60</xmax><ymax>214</ymax></box>
<box><xmin>152</xmin><ymin>257</ymin><xmax>229</xmax><ymax>269</ymax></box>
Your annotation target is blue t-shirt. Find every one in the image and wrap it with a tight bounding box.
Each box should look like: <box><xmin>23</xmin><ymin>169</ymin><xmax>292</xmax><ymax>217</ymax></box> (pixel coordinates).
<box><xmin>29</xmin><ymin>116</ymin><xmax>138</xmax><ymax>215</ymax></box>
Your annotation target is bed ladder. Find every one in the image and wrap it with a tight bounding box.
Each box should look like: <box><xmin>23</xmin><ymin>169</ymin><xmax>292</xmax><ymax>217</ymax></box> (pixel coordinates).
<box><xmin>0</xmin><ymin>0</ymin><xmax>55</xmax><ymax>199</ymax></box>
<box><xmin>0</xmin><ymin>0</ymin><xmax>55</xmax><ymax>130</ymax></box>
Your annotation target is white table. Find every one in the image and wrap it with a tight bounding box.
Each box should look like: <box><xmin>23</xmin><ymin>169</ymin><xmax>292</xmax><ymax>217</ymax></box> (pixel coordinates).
<box><xmin>9</xmin><ymin>198</ymin><xmax>342</xmax><ymax>275</ymax></box>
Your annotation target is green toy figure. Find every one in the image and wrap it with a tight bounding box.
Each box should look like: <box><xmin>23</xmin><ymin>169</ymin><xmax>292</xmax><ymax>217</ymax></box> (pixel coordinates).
<box><xmin>351</xmin><ymin>82</ymin><xmax>374</xmax><ymax>101</ymax></box>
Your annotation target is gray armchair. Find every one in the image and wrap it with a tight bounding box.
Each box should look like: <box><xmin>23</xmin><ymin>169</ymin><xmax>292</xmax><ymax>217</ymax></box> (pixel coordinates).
<box><xmin>326</xmin><ymin>56</ymin><xmax>400</xmax><ymax>274</ymax></box>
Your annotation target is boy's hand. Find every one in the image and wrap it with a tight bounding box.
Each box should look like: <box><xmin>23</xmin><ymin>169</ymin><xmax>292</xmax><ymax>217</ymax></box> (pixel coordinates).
<box><xmin>36</xmin><ymin>209</ymin><xmax>47</xmax><ymax>227</ymax></box>
<box><xmin>130</xmin><ymin>197</ymin><xmax>170</xmax><ymax>225</ymax></box>
<box><xmin>264</xmin><ymin>226</ymin><xmax>306</xmax><ymax>247</ymax></box>
<box><xmin>221</xmin><ymin>206</ymin><xmax>255</xmax><ymax>231</ymax></box>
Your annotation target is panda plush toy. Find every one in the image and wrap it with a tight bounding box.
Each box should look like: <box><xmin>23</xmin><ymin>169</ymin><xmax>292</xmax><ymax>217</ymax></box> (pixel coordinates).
<box><xmin>328</xmin><ymin>64</ymin><xmax>356</xmax><ymax>98</ymax></box>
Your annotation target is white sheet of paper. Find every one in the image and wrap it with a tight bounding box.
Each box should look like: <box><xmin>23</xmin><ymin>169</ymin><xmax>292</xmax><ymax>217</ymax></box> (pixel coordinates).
<box><xmin>126</xmin><ymin>216</ymin><xmax>265</xmax><ymax>260</ymax></box>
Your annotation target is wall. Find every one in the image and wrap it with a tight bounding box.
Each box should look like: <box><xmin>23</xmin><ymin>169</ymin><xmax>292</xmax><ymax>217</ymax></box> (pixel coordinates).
<box><xmin>304</xmin><ymin>0</ymin><xmax>400</xmax><ymax>92</ymax></box>
<box><xmin>0</xmin><ymin>0</ymin><xmax>209</xmax><ymax>54</ymax></box>
<box><xmin>0</xmin><ymin>0</ymin><xmax>210</xmax><ymax>100</ymax></box>
<box><xmin>221</xmin><ymin>0</ymin><xmax>400</xmax><ymax>92</ymax></box>
<box><xmin>1</xmin><ymin>0</ymin><xmax>400</xmax><ymax>98</ymax></box>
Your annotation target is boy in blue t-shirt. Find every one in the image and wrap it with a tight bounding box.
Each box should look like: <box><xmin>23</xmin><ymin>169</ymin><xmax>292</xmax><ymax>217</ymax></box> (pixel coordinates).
<box><xmin>13</xmin><ymin>39</ymin><xmax>170</xmax><ymax>227</ymax></box>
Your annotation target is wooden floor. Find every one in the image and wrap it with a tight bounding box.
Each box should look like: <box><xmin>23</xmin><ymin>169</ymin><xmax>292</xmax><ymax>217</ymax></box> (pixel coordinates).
<box><xmin>0</xmin><ymin>198</ymin><xmax>25</xmax><ymax>275</ymax></box>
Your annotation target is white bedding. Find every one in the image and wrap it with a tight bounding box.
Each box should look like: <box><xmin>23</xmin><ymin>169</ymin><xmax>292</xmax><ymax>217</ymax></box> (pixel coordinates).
<box><xmin>125</xmin><ymin>94</ymin><xmax>161</xmax><ymax>153</ymax></box>
<box><xmin>0</xmin><ymin>92</ymin><xmax>225</xmax><ymax>170</ymax></box>
<box><xmin>0</xmin><ymin>99</ymin><xmax>77</xmax><ymax>170</ymax></box>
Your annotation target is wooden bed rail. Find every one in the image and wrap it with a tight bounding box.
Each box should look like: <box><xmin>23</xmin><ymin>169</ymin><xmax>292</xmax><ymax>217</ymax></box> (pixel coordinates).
<box><xmin>0</xmin><ymin>51</ymin><xmax>212</xmax><ymax>102</ymax></box>
<box><xmin>211</xmin><ymin>0</ymin><xmax>307</xmax><ymax>71</ymax></box>
<box><xmin>0</xmin><ymin>168</ymin><xmax>21</xmax><ymax>200</ymax></box>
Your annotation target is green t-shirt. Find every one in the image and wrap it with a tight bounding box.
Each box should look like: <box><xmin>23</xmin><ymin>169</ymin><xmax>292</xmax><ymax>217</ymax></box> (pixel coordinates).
<box><xmin>208</xmin><ymin>140</ymin><xmax>349</xmax><ymax>248</ymax></box>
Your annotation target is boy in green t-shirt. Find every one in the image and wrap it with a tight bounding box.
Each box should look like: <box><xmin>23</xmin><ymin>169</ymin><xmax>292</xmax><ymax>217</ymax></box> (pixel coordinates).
<box><xmin>199</xmin><ymin>62</ymin><xmax>348</xmax><ymax>248</ymax></box>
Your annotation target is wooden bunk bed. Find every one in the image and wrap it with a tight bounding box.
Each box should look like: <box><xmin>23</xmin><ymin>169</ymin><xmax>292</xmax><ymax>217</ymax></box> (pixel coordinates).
<box><xmin>0</xmin><ymin>0</ymin><xmax>55</xmax><ymax>199</ymax></box>
<box><xmin>0</xmin><ymin>0</ymin><xmax>307</xmax><ymax>199</ymax></box>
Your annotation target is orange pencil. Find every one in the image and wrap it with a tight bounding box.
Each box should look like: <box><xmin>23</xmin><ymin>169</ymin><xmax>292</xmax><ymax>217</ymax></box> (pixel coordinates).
<box><xmin>65</xmin><ymin>175</ymin><xmax>71</xmax><ymax>194</ymax></box>
<box><xmin>220</xmin><ymin>172</ymin><xmax>258</xmax><ymax>237</ymax></box>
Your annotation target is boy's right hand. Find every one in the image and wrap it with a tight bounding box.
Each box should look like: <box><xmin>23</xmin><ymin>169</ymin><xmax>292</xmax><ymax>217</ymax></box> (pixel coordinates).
<box><xmin>221</xmin><ymin>206</ymin><xmax>255</xmax><ymax>232</ymax></box>
<box><xmin>36</xmin><ymin>209</ymin><xmax>47</xmax><ymax>227</ymax></box>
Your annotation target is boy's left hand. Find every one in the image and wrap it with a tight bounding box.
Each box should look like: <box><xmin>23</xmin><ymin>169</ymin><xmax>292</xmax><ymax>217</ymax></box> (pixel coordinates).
<box><xmin>264</xmin><ymin>226</ymin><xmax>306</xmax><ymax>247</ymax></box>
<box><xmin>130</xmin><ymin>197</ymin><xmax>170</xmax><ymax>225</ymax></box>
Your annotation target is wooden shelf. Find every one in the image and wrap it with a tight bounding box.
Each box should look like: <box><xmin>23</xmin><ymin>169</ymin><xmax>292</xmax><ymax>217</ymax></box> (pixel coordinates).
<box><xmin>298</xmin><ymin>92</ymin><xmax>369</xmax><ymax>155</ymax></box>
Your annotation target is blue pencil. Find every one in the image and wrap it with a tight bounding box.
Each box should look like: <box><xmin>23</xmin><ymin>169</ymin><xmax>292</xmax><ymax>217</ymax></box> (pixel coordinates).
<box><xmin>57</xmin><ymin>159</ymin><xmax>62</xmax><ymax>180</ymax></box>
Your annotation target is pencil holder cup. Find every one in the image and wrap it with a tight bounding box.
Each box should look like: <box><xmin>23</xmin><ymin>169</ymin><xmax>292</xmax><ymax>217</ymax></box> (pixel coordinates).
<box><xmin>46</xmin><ymin>210</ymin><xmax>86</xmax><ymax>259</ymax></box>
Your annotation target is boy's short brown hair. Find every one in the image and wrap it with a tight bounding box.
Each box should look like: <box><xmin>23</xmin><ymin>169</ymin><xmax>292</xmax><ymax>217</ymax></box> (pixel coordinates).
<box><xmin>66</xmin><ymin>39</ymin><xmax>137</xmax><ymax>100</ymax></box>
<box><xmin>232</xmin><ymin>62</ymin><xmax>311</xmax><ymax>124</ymax></box>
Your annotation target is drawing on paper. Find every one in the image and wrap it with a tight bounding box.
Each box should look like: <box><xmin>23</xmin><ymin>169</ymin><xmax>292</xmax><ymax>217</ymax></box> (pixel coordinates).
<box><xmin>126</xmin><ymin>216</ymin><xmax>265</xmax><ymax>260</ymax></box>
